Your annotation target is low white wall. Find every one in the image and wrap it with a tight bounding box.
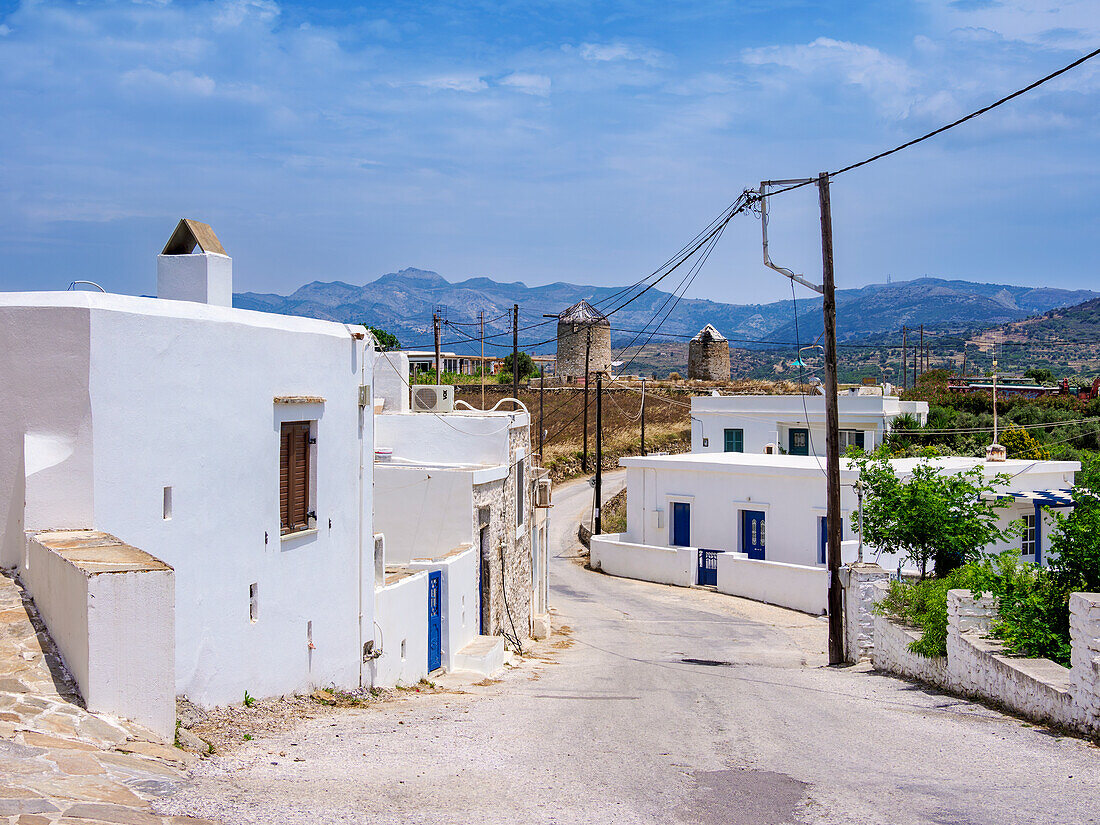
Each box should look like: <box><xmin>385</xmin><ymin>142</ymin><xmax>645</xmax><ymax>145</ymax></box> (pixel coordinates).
<box><xmin>23</xmin><ymin>533</ymin><xmax>175</xmax><ymax>738</ymax></box>
<box><xmin>1070</xmin><ymin>593</ymin><xmax>1100</xmax><ymax>733</ymax></box>
<box><xmin>407</xmin><ymin>546</ymin><xmax>478</xmax><ymax>673</ymax></box>
<box><xmin>716</xmin><ymin>553</ymin><xmax>828</xmax><ymax>615</ymax></box>
<box><xmin>370</xmin><ymin>572</ymin><xmax>428</xmax><ymax>687</ymax></box>
<box><xmin>589</xmin><ymin>533</ymin><xmax>693</xmax><ymax>588</ymax></box>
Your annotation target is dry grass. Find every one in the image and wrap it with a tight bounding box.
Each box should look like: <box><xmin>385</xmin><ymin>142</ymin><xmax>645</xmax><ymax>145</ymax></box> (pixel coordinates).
<box><xmin>457</xmin><ymin>379</ymin><xmax>801</xmax><ymax>481</ymax></box>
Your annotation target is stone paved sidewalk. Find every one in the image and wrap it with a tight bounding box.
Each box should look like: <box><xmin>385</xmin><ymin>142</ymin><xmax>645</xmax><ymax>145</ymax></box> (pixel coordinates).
<box><xmin>0</xmin><ymin>569</ymin><xmax>216</xmax><ymax>825</ymax></box>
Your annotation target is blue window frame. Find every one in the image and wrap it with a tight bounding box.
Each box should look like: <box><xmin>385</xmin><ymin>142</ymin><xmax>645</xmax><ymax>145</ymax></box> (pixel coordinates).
<box><xmin>724</xmin><ymin>428</ymin><xmax>744</xmax><ymax>453</ymax></box>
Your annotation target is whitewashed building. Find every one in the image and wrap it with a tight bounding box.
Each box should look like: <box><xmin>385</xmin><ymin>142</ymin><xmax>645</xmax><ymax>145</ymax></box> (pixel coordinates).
<box><xmin>590</xmin><ymin>452</ymin><xmax>1077</xmax><ymax>614</ymax></box>
<box><xmin>370</xmin><ymin>355</ymin><xmax>550</xmax><ymax>685</ymax></box>
<box><xmin>690</xmin><ymin>391</ymin><xmax>928</xmax><ymax>456</ymax></box>
<box><xmin>0</xmin><ymin>220</ymin><xmax>378</xmax><ymax>726</ymax></box>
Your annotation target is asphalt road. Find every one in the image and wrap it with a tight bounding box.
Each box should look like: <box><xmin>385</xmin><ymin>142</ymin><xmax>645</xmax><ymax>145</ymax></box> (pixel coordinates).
<box><xmin>163</xmin><ymin>472</ymin><xmax>1099</xmax><ymax>825</ymax></box>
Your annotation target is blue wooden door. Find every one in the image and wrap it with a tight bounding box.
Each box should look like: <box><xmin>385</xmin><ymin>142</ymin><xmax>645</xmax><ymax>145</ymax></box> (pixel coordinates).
<box><xmin>671</xmin><ymin>502</ymin><xmax>691</xmax><ymax>547</ymax></box>
<box><xmin>427</xmin><ymin>571</ymin><xmax>442</xmax><ymax>672</ymax></box>
<box><xmin>742</xmin><ymin>510</ymin><xmax>765</xmax><ymax>560</ymax></box>
<box><xmin>698</xmin><ymin>550</ymin><xmax>719</xmax><ymax>586</ymax></box>
<box><xmin>819</xmin><ymin>516</ymin><xmax>828</xmax><ymax>565</ymax></box>
<box><xmin>789</xmin><ymin>428</ymin><xmax>810</xmax><ymax>456</ymax></box>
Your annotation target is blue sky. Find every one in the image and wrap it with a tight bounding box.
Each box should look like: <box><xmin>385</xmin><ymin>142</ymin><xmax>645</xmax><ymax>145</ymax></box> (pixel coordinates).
<box><xmin>0</xmin><ymin>0</ymin><xmax>1097</xmax><ymax>304</ymax></box>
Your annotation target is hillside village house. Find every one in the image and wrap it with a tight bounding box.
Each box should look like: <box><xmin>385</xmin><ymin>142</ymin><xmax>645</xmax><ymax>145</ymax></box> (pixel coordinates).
<box><xmin>691</xmin><ymin>390</ymin><xmax>928</xmax><ymax>456</ymax></box>
<box><xmin>0</xmin><ymin>220</ymin><xmax>386</xmax><ymax>736</ymax></box>
<box><xmin>371</xmin><ymin>352</ymin><xmax>550</xmax><ymax>685</ymax></box>
<box><xmin>591</xmin><ymin>452</ymin><xmax>1077</xmax><ymax>614</ymax></box>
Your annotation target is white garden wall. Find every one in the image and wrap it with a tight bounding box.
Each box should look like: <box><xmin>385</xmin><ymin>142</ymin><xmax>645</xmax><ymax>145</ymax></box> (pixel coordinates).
<box><xmin>370</xmin><ymin>571</ymin><xmax>429</xmax><ymax>687</ymax></box>
<box><xmin>715</xmin><ymin>553</ymin><xmax>828</xmax><ymax>614</ymax></box>
<box><xmin>589</xmin><ymin>533</ymin><xmax>694</xmax><ymax>587</ymax></box>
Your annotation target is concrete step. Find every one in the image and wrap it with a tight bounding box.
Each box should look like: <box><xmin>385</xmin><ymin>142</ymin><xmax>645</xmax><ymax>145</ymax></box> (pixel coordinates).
<box><xmin>453</xmin><ymin>636</ymin><xmax>505</xmax><ymax>677</ymax></box>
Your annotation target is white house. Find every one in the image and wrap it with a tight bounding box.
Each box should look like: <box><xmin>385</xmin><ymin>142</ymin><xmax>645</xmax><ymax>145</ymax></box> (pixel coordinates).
<box><xmin>590</xmin><ymin>452</ymin><xmax>1078</xmax><ymax>614</ymax></box>
<box><xmin>0</xmin><ymin>220</ymin><xmax>378</xmax><ymax>718</ymax></box>
<box><xmin>690</xmin><ymin>390</ymin><xmax>929</xmax><ymax>456</ymax></box>
<box><xmin>369</xmin><ymin>353</ymin><xmax>550</xmax><ymax>685</ymax></box>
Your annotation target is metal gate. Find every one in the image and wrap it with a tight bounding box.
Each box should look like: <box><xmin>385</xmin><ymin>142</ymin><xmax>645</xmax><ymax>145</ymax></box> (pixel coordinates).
<box><xmin>697</xmin><ymin>549</ymin><xmax>719</xmax><ymax>586</ymax></box>
<box><xmin>427</xmin><ymin>571</ymin><xmax>441</xmax><ymax>672</ymax></box>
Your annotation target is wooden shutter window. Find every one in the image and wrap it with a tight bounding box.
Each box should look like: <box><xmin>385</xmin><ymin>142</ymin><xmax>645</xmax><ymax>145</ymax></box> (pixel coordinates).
<box><xmin>280</xmin><ymin>422</ymin><xmax>312</xmax><ymax>534</ymax></box>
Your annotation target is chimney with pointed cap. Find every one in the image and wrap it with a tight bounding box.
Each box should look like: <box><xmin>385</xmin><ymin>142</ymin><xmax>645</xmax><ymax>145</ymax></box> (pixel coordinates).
<box><xmin>157</xmin><ymin>218</ymin><xmax>232</xmax><ymax>306</ymax></box>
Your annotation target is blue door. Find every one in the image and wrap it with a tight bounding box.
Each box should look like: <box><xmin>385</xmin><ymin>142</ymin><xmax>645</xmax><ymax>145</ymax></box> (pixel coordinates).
<box><xmin>698</xmin><ymin>550</ymin><xmax>719</xmax><ymax>586</ymax></box>
<box><xmin>671</xmin><ymin>502</ymin><xmax>691</xmax><ymax>547</ymax></box>
<box><xmin>427</xmin><ymin>571</ymin><xmax>442</xmax><ymax>672</ymax></box>
<box><xmin>789</xmin><ymin>428</ymin><xmax>809</xmax><ymax>456</ymax></box>
<box><xmin>742</xmin><ymin>510</ymin><xmax>765</xmax><ymax>560</ymax></box>
<box><xmin>818</xmin><ymin>516</ymin><xmax>828</xmax><ymax>565</ymax></box>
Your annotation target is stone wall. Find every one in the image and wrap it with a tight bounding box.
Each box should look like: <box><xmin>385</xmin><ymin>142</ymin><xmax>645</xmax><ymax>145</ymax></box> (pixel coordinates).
<box><xmin>871</xmin><ymin>583</ymin><xmax>1100</xmax><ymax>737</ymax></box>
<box><xmin>687</xmin><ymin>339</ymin><xmax>730</xmax><ymax>381</ymax></box>
<box><xmin>555</xmin><ymin>322</ymin><xmax>611</xmax><ymax>378</ymax></box>
<box><xmin>470</xmin><ymin>420</ymin><xmax>534</xmax><ymax>645</ymax></box>
<box><xmin>842</xmin><ymin>564</ymin><xmax>891</xmax><ymax>663</ymax></box>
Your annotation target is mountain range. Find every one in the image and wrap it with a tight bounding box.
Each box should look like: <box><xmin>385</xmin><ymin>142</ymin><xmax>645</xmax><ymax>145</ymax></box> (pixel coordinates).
<box><xmin>234</xmin><ymin>269</ymin><xmax>1099</xmax><ymax>354</ymax></box>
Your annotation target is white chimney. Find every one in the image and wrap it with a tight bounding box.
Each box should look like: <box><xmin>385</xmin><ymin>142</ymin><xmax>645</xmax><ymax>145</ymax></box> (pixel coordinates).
<box><xmin>157</xmin><ymin>218</ymin><xmax>232</xmax><ymax>307</ymax></box>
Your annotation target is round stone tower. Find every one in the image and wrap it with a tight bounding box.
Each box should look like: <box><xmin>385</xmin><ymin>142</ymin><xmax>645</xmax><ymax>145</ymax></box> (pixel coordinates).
<box><xmin>555</xmin><ymin>300</ymin><xmax>612</xmax><ymax>378</ymax></box>
<box><xmin>688</xmin><ymin>324</ymin><xmax>730</xmax><ymax>381</ymax></box>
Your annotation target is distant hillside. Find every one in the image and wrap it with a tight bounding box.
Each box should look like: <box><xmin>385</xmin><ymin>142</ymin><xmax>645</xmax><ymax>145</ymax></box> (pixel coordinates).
<box><xmin>234</xmin><ymin>269</ymin><xmax>1098</xmax><ymax>355</ymax></box>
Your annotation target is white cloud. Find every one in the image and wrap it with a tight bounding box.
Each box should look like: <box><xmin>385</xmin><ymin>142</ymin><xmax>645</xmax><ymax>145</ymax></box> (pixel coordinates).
<box><xmin>742</xmin><ymin>37</ymin><xmax>916</xmax><ymax>116</ymax></box>
<box><xmin>120</xmin><ymin>68</ymin><xmax>217</xmax><ymax>96</ymax></box>
<box><xmin>412</xmin><ymin>75</ymin><xmax>488</xmax><ymax>93</ymax></box>
<box><xmin>575</xmin><ymin>41</ymin><xmax>663</xmax><ymax>67</ymax></box>
<box><xmin>923</xmin><ymin>0</ymin><xmax>1100</xmax><ymax>49</ymax></box>
<box><xmin>499</xmin><ymin>72</ymin><xmax>551</xmax><ymax>96</ymax></box>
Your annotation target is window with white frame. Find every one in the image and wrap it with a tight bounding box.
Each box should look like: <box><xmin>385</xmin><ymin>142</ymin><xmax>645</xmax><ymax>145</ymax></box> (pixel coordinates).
<box><xmin>838</xmin><ymin>430</ymin><xmax>866</xmax><ymax>452</ymax></box>
<box><xmin>1021</xmin><ymin>512</ymin><xmax>1036</xmax><ymax>556</ymax></box>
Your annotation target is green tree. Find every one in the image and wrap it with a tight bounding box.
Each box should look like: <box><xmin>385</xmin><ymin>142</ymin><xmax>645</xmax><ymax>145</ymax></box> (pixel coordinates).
<box><xmin>1000</xmin><ymin>426</ymin><xmax>1050</xmax><ymax>460</ymax></box>
<box><xmin>1024</xmin><ymin>367</ymin><xmax>1056</xmax><ymax>385</ymax></box>
<box><xmin>362</xmin><ymin>325</ymin><xmax>400</xmax><ymax>351</ymax></box>
<box><xmin>1045</xmin><ymin>453</ymin><xmax>1100</xmax><ymax>594</ymax></box>
<box><xmin>851</xmin><ymin>452</ymin><xmax>1013</xmax><ymax>578</ymax></box>
<box><xmin>501</xmin><ymin>351</ymin><xmax>538</xmax><ymax>379</ymax></box>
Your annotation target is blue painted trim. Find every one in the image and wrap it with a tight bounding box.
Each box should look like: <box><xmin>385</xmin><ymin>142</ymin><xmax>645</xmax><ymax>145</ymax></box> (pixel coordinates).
<box><xmin>1034</xmin><ymin>501</ymin><xmax>1042</xmax><ymax>567</ymax></box>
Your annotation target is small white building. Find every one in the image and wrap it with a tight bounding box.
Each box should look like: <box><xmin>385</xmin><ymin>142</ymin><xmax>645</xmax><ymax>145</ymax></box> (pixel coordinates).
<box><xmin>690</xmin><ymin>391</ymin><xmax>929</xmax><ymax>456</ymax></box>
<box><xmin>0</xmin><ymin>220</ymin><xmax>378</xmax><ymax>717</ymax></box>
<box><xmin>369</xmin><ymin>355</ymin><xmax>550</xmax><ymax>685</ymax></box>
<box><xmin>590</xmin><ymin>452</ymin><xmax>1077</xmax><ymax>614</ymax></box>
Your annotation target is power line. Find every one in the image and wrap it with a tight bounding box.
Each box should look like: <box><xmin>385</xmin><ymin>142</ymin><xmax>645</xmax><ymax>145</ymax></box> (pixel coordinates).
<box><xmin>756</xmin><ymin>45</ymin><xmax>1100</xmax><ymax>201</ymax></box>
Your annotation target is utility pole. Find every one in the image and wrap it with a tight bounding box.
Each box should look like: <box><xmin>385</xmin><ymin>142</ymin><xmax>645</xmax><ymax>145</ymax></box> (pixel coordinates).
<box><xmin>919</xmin><ymin>324</ymin><xmax>924</xmax><ymax>379</ymax></box>
<box><xmin>433</xmin><ymin>310</ymin><xmax>442</xmax><ymax>385</ymax></box>
<box><xmin>582</xmin><ymin>328</ymin><xmax>591</xmax><ymax>473</ymax></box>
<box><xmin>512</xmin><ymin>304</ymin><xmax>519</xmax><ymax>402</ymax></box>
<box><xmin>961</xmin><ymin>346</ymin><xmax>967</xmax><ymax>378</ymax></box>
<box><xmin>480</xmin><ymin>310</ymin><xmax>485</xmax><ymax>409</ymax></box>
<box><xmin>901</xmin><ymin>326</ymin><xmax>907</xmax><ymax>390</ymax></box>
<box><xmin>992</xmin><ymin>343</ymin><xmax>999</xmax><ymax>445</ymax></box>
<box><xmin>818</xmin><ymin>172</ymin><xmax>844</xmax><ymax>667</ymax></box>
<box><xmin>640</xmin><ymin>376</ymin><xmax>647</xmax><ymax>456</ymax></box>
<box><xmin>595</xmin><ymin>371</ymin><xmax>603</xmax><ymax>534</ymax></box>
<box><xmin>539</xmin><ymin>367</ymin><xmax>544</xmax><ymax>462</ymax></box>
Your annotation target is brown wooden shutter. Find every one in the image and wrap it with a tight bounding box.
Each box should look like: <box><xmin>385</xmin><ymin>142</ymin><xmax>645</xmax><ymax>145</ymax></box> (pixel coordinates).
<box><xmin>280</xmin><ymin>422</ymin><xmax>311</xmax><ymax>534</ymax></box>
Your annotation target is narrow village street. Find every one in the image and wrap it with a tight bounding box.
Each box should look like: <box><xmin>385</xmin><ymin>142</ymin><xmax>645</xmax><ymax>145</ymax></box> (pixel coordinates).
<box><xmin>162</xmin><ymin>473</ymin><xmax>1098</xmax><ymax>825</ymax></box>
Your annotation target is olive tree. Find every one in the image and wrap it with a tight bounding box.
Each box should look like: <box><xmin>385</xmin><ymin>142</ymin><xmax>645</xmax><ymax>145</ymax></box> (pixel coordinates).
<box><xmin>851</xmin><ymin>453</ymin><xmax>1014</xmax><ymax>578</ymax></box>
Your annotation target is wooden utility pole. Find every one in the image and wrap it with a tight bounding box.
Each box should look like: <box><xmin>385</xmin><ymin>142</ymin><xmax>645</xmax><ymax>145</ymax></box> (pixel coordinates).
<box><xmin>640</xmin><ymin>377</ymin><xmax>647</xmax><ymax>456</ymax></box>
<box><xmin>961</xmin><ymin>346</ymin><xmax>967</xmax><ymax>378</ymax></box>
<box><xmin>818</xmin><ymin>172</ymin><xmax>844</xmax><ymax>666</ymax></box>
<box><xmin>480</xmin><ymin>310</ymin><xmax>485</xmax><ymax>409</ymax></box>
<box><xmin>594</xmin><ymin>371</ymin><xmax>603</xmax><ymax>534</ymax></box>
<box><xmin>433</xmin><ymin>310</ymin><xmax>442</xmax><ymax>385</ymax></box>
<box><xmin>512</xmin><ymin>304</ymin><xmax>519</xmax><ymax>402</ymax></box>
<box><xmin>582</xmin><ymin>328</ymin><xmax>591</xmax><ymax>473</ymax></box>
<box><xmin>901</xmin><ymin>326</ymin><xmax>908</xmax><ymax>390</ymax></box>
<box><xmin>918</xmin><ymin>324</ymin><xmax>924</xmax><ymax>382</ymax></box>
<box><xmin>538</xmin><ymin>367</ymin><xmax>544</xmax><ymax>462</ymax></box>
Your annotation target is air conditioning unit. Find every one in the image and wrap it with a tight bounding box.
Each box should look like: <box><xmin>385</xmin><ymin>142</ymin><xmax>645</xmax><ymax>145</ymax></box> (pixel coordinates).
<box><xmin>534</xmin><ymin>478</ymin><xmax>552</xmax><ymax>508</ymax></box>
<box><xmin>763</xmin><ymin>443</ymin><xmax>777</xmax><ymax>454</ymax></box>
<box><xmin>412</xmin><ymin>385</ymin><xmax>454</xmax><ymax>413</ymax></box>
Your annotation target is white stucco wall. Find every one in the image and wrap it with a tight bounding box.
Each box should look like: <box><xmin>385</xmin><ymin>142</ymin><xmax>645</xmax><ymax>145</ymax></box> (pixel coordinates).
<box><xmin>715</xmin><ymin>553</ymin><xmax>828</xmax><ymax>614</ymax></box>
<box><xmin>374</xmin><ymin>352</ymin><xmax>410</xmax><ymax>413</ymax></box>
<box><xmin>407</xmin><ymin>546</ymin><xmax>478</xmax><ymax>672</ymax></box>
<box><xmin>0</xmin><ymin>293</ymin><xmax>377</xmax><ymax>707</ymax></box>
<box><xmin>370</xmin><ymin>571</ymin><xmax>428</xmax><ymax>687</ymax></box>
<box><xmin>621</xmin><ymin>453</ymin><xmax>1077</xmax><ymax>571</ymax></box>
<box><xmin>589</xmin><ymin>533</ymin><xmax>694</xmax><ymax>587</ymax></box>
<box><xmin>690</xmin><ymin>394</ymin><xmax>929</xmax><ymax>456</ymax></box>
<box><xmin>376</xmin><ymin>411</ymin><xmax>528</xmax><ymax>467</ymax></box>
<box><xmin>374</xmin><ymin>466</ymin><xmax>476</xmax><ymax>565</ymax></box>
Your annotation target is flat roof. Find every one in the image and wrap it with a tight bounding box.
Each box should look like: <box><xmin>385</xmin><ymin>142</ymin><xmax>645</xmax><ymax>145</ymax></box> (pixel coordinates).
<box><xmin>620</xmin><ymin>451</ymin><xmax>1078</xmax><ymax>478</ymax></box>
